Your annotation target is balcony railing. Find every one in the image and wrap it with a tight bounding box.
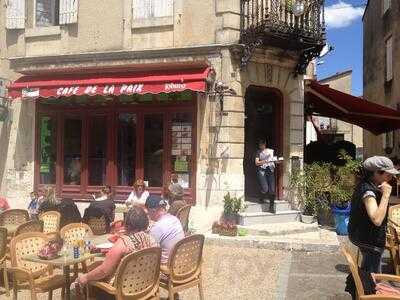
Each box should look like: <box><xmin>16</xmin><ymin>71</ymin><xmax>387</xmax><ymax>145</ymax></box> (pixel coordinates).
<box><xmin>240</xmin><ymin>0</ymin><xmax>325</xmax><ymax>73</ymax></box>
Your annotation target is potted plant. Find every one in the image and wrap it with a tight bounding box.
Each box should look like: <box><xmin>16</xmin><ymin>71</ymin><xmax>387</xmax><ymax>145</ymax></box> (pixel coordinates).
<box><xmin>212</xmin><ymin>192</ymin><xmax>245</xmax><ymax>236</ymax></box>
<box><xmin>290</xmin><ymin>162</ymin><xmax>331</xmax><ymax>224</ymax></box>
<box><xmin>330</xmin><ymin>151</ymin><xmax>361</xmax><ymax>235</ymax></box>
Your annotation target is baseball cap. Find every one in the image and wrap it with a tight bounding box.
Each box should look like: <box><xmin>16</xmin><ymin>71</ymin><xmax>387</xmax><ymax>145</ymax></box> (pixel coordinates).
<box><xmin>145</xmin><ymin>194</ymin><xmax>168</xmax><ymax>209</ymax></box>
<box><xmin>363</xmin><ymin>156</ymin><xmax>400</xmax><ymax>175</ymax></box>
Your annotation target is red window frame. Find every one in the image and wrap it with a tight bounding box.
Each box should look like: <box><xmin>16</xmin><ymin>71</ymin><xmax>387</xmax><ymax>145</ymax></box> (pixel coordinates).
<box><xmin>34</xmin><ymin>95</ymin><xmax>197</xmax><ymax>204</ymax></box>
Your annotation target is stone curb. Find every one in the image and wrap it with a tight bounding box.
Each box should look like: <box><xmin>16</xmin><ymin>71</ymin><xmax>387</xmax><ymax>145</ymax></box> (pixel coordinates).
<box><xmin>205</xmin><ymin>234</ymin><xmax>340</xmax><ymax>253</ymax></box>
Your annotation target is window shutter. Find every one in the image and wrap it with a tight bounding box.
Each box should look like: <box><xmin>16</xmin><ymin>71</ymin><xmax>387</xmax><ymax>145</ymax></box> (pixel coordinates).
<box><xmin>153</xmin><ymin>0</ymin><xmax>173</xmax><ymax>18</ymax></box>
<box><xmin>59</xmin><ymin>0</ymin><xmax>78</xmax><ymax>24</ymax></box>
<box><xmin>133</xmin><ymin>0</ymin><xmax>152</xmax><ymax>19</ymax></box>
<box><xmin>386</xmin><ymin>36</ymin><xmax>393</xmax><ymax>81</ymax></box>
<box><xmin>6</xmin><ymin>0</ymin><xmax>25</xmax><ymax>29</ymax></box>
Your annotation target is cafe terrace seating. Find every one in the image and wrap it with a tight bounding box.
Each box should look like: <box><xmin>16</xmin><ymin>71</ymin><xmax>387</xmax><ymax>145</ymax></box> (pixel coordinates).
<box><xmin>342</xmin><ymin>246</ymin><xmax>400</xmax><ymax>299</ymax></box>
<box><xmin>88</xmin><ymin>247</ymin><xmax>162</xmax><ymax>300</ymax></box>
<box><xmin>9</xmin><ymin>232</ymin><xmax>66</xmax><ymax>300</ymax></box>
<box><xmin>160</xmin><ymin>234</ymin><xmax>205</xmax><ymax>300</ymax></box>
<box><xmin>86</xmin><ymin>215</ymin><xmax>108</xmax><ymax>235</ymax></box>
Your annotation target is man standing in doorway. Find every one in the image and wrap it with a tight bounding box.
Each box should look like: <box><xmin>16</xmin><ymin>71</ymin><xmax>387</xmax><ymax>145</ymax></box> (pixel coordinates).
<box><xmin>255</xmin><ymin>139</ymin><xmax>277</xmax><ymax>212</ymax></box>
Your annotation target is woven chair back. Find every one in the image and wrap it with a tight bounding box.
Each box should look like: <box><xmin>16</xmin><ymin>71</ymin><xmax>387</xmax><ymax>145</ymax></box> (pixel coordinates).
<box><xmin>0</xmin><ymin>227</ymin><xmax>7</xmax><ymax>260</ymax></box>
<box><xmin>176</xmin><ymin>205</ymin><xmax>191</xmax><ymax>233</ymax></box>
<box><xmin>0</xmin><ymin>209</ymin><xmax>29</xmax><ymax>227</ymax></box>
<box><xmin>86</xmin><ymin>216</ymin><xmax>108</xmax><ymax>235</ymax></box>
<box><xmin>115</xmin><ymin>247</ymin><xmax>161</xmax><ymax>300</ymax></box>
<box><xmin>15</xmin><ymin>220</ymin><xmax>44</xmax><ymax>237</ymax></box>
<box><xmin>10</xmin><ymin>232</ymin><xmax>50</xmax><ymax>280</ymax></box>
<box><xmin>169</xmin><ymin>234</ymin><xmax>205</xmax><ymax>284</ymax></box>
<box><xmin>389</xmin><ymin>205</ymin><xmax>400</xmax><ymax>226</ymax></box>
<box><xmin>60</xmin><ymin>223</ymin><xmax>93</xmax><ymax>246</ymax></box>
<box><xmin>39</xmin><ymin>211</ymin><xmax>61</xmax><ymax>234</ymax></box>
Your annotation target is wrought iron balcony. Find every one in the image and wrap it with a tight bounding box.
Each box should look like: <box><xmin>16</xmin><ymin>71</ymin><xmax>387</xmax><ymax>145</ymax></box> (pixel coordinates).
<box><xmin>240</xmin><ymin>0</ymin><xmax>326</xmax><ymax>74</ymax></box>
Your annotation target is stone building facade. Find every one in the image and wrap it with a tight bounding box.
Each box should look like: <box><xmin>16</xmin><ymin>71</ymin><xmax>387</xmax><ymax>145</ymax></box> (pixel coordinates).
<box><xmin>363</xmin><ymin>0</ymin><xmax>400</xmax><ymax>158</ymax></box>
<box><xmin>0</xmin><ymin>0</ymin><xmax>325</xmax><ymax>229</ymax></box>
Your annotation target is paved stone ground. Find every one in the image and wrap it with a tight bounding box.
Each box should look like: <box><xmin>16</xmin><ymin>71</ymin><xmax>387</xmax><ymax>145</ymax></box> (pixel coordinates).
<box><xmin>0</xmin><ymin>243</ymin><xmax>355</xmax><ymax>300</ymax></box>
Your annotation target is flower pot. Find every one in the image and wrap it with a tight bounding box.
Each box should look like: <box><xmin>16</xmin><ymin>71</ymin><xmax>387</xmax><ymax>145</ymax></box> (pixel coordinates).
<box><xmin>222</xmin><ymin>213</ymin><xmax>240</xmax><ymax>225</ymax></box>
<box><xmin>332</xmin><ymin>203</ymin><xmax>351</xmax><ymax>236</ymax></box>
<box><xmin>301</xmin><ymin>214</ymin><xmax>316</xmax><ymax>224</ymax></box>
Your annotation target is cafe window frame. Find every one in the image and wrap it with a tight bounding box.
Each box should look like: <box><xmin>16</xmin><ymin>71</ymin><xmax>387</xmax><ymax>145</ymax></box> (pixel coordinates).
<box><xmin>35</xmin><ymin>94</ymin><xmax>197</xmax><ymax>203</ymax></box>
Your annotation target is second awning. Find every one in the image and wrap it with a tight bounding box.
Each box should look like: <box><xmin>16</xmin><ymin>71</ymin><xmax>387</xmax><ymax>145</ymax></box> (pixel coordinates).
<box><xmin>305</xmin><ymin>80</ymin><xmax>400</xmax><ymax>135</ymax></box>
<box><xmin>8</xmin><ymin>67</ymin><xmax>211</xmax><ymax>100</ymax></box>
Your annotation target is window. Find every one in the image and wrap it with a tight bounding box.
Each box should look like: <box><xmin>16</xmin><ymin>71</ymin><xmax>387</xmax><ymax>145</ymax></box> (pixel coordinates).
<box><xmin>88</xmin><ymin>116</ymin><xmax>108</xmax><ymax>186</ymax></box>
<box><xmin>39</xmin><ymin>116</ymin><xmax>57</xmax><ymax>184</ymax></box>
<box><xmin>171</xmin><ymin>113</ymin><xmax>193</xmax><ymax>188</ymax></box>
<box><xmin>383</xmin><ymin>0</ymin><xmax>391</xmax><ymax>15</ymax></box>
<box><xmin>144</xmin><ymin>114</ymin><xmax>164</xmax><ymax>187</ymax></box>
<box><xmin>133</xmin><ymin>0</ymin><xmax>173</xmax><ymax>19</ymax></box>
<box><xmin>118</xmin><ymin>114</ymin><xmax>137</xmax><ymax>186</ymax></box>
<box><xmin>36</xmin><ymin>0</ymin><xmax>59</xmax><ymax>27</ymax></box>
<box><xmin>63</xmin><ymin>118</ymin><xmax>82</xmax><ymax>185</ymax></box>
<box><xmin>385</xmin><ymin>36</ymin><xmax>393</xmax><ymax>82</ymax></box>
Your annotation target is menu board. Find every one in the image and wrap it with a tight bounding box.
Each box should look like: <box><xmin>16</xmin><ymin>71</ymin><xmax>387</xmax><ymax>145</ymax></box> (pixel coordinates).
<box><xmin>171</xmin><ymin>122</ymin><xmax>192</xmax><ymax>156</ymax></box>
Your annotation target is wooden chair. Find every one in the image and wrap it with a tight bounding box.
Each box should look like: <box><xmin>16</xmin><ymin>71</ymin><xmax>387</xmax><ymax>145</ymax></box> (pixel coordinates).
<box><xmin>0</xmin><ymin>209</ymin><xmax>29</xmax><ymax>228</ymax></box>
<box><xmin>14</xmin><ymin>220</ymin><xmax>44</xmax><ymax>237</ymax></box>
<box><xmin>160</xmin><ymin>234</ymin><xmax>205</xmax><ymax>300</ymax></box>
<box><xmin>9</xmin><ymin>232</ymin><xmax>65</xmax><ymax>300</ymax></box>
<box><xmin>389</xmin><ymin>205</ymin><xmax>400</xmax><ymax>226</ymax></box>
<box><xmin>176</xmin><ymin>205</ymin><xmax>191</xmax><ymax>233</ymax></box>
<box><xmin>39</xmin><ymin>211</ymin><xmax>61</xmax><ymax>237</ymax></box>
<box><xmin>86</xmin><ymin>215</ymin><xmax>108</xmax><ymax>235</ymax></box>
<box><xmin>88</xmin><ymin>247</ymin><xmax>162</xmax><ymax>300</ymax></box>
<box><xmin>342</xmin><ymin>246</ymin><xmax>400</xmax><ymax>299</ymax></box>
<box><xmin>0</xmin><ymin>227</ymin><xmax>9</xmax><ymax>297</ymax></box>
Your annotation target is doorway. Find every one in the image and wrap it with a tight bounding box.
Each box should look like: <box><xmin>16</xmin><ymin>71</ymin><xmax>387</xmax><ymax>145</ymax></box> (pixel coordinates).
<box><xmin>244</xmin><ymin>86</ymin><xmax>283</xmax><ymax>201</ymax></box>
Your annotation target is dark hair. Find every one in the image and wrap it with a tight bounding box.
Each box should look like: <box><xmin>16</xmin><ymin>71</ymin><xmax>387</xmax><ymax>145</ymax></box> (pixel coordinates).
<box><xmin>361</xmin><ymin>168</ymin><xmax>375</xmax><ymax>181</ymax></box>
<box><xmin>31</xmin><ymin>191</ymin><xmax>38</xmax><ymax>197</ymax></box>
<box><xmin>124</xmin><ymin>206</ymin><xmax>149</xmax><ymax>232</ymax></box>
<box><xmin>258</xmin><ymin>139</ymin><xmax>266</xmax><ymax>145</ymax></box>
<box><xmin>101</xmin><ymin>186</ymin><xmax>112</xmax><ymax>196</ymax></box>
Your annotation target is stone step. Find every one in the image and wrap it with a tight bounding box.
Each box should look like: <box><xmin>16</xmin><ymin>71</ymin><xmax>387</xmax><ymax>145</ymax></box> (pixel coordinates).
<box><xmin>244</xmin><ymin>200</ymin><xmax>292</xmax><ymax>213</ymax></box>
<box><xmin>237</xmin><ymin>221</ymin><xmax>318</xmax><ymax>236</ymax></box>
<box><xmin>238</xmin><ymin>210</ymin><xmax>301</xmax><ymax>226</ymax></box>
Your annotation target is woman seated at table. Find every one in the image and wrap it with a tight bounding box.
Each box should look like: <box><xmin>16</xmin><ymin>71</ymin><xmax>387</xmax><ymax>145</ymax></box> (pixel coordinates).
<box><xmin>77</xmin><ymin>206</ymin><xmax>157</xmax><ymax>290</ymax></box>
<box><xmin>125</xmin><ymin>179</ymin><xmax>150</xmax><ymax>207</ymax></box>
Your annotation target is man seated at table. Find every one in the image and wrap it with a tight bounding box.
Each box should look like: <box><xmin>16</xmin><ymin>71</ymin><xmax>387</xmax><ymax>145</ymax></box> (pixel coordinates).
<box><xmin>77</xmin><ymin>206</ymin><xmax>157</xmax><ymax>296</ymax></box>
<box><xmin>146</xmin><ymin>194</ymin><xmax>185</xmax><ymax>265</ymax></box>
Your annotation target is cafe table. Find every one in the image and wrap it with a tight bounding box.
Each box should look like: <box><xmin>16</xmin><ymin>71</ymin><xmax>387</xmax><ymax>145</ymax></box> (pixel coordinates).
<box><xmin>23</xmin><ymin>234</ymin><xmax>112</xmax><ymax>300</ymax></box>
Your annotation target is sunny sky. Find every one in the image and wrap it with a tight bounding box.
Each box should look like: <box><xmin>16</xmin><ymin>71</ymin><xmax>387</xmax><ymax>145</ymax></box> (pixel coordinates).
<box><xmin>317</xmin><ymin>0</ymin><xmax>366</xmax><ymax>97</ymax></box>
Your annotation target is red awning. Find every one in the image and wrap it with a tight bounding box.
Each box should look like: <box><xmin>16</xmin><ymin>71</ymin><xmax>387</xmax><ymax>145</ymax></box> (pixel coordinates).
<box><xmin>8</xmin><ymin>67</ymin><xmax>211</xmax><ymax>99</ymax></box>
<box><xmin>306</xmin><ymin>80</ymin><xmax>400</xmax><ymax>135</ymax></box>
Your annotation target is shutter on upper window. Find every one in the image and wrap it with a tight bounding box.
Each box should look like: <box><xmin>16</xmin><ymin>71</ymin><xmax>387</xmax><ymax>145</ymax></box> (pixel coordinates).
<box><xmin>6</xmin><ymin>0</ymin><xmax>25</xmax><ymax>29</ymax></box>
<box><xmin>133</xmin><ymin>0</ymin><xmax>152</xmax><ymax>19</ymax></box>
<box><xmin>386</xmin><ymin>37</ymin><xmax>393</xmax><ymax>82</ymax></box>
<box><xmin>59</xmin><ymin>0</ymin><xmax>79</xmax><ymax>24</ymax></box>
<box><xmin>153</xmin><ymin>0</ymin><xmax>173</xmax><ymax>18</ymax></box>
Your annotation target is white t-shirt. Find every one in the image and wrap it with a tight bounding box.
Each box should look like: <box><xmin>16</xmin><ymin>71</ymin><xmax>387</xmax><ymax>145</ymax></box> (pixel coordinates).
<box><xmin>125</xmin><ymin>190</ymin><xmax>150</xmax><ymax>206</ymax></box>
<box><xmin>149</xmin><ymin>213</ymin><xmax>184</xmax><ymax>264</ymax></box>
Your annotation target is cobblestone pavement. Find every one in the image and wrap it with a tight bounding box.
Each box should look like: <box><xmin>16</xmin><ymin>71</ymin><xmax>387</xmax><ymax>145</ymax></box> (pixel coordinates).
<box><xmin>0</xmin><ymin>243</ymin><xmax>354</xmax><ymax>300</ymax></box>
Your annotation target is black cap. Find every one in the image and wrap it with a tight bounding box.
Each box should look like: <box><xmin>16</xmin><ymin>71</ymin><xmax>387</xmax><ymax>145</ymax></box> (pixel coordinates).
<box><xmin>145</xmin><ymin>194</ymin><xmax>167</xmax><ymax>209</ymax></box>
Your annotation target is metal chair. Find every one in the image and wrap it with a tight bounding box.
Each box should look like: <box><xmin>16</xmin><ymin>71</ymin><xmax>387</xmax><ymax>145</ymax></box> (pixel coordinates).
<box><xmin>175</xmin><ymin>205</ymin><xmax>191</xmax><ymax>233</ymax></box>
<box><xmin>39</xmin><ymin>211</ymin><xmax>61</xmax><ymax>237</ymax></box>
<box><xmin>0</xmin><ymin>227</ymin><xmax>9</xmax><ymax>297</ymax></box>
<box><xmin>14</xmin><ymin>220</ymin><xmax>44</xmax><ymax>237</ymax></box>
<box><xmin>160</xmin><ymin>234</ymin><xmax>205</xmax><ymax>300</ymax></box>
<box><xmin>9</xmin><ymin>232</ymin><xmax>65</xmax><ymax>300</ymax></box>
<box><xmin>88</xmin><ymin>247</ymin><xmax>161</xmax><ymax>300</ymax></box>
